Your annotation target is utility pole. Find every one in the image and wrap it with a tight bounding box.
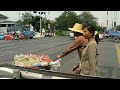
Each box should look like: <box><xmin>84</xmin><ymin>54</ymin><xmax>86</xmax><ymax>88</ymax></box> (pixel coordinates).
<box><xmin>19</xmin><ymin>11</ymin><xmax>20</xmax><ymax>21</ymax></box>
<box><xmin>33</xmin><ymin>11</ymin><xmax>45</xmax><ymax>34</ymax></box>
<box><xmin>44</xmin><ymin>11</ymin><xmax>47</xmax><ymax>29</ymax></box>
<box><xmin>116</xmin><ymin>11</ymin><xmax>117</xmax><ymax>31</ymax></box>
<box><xmin>48</xmin><ymin>11</ymin><xmax>50</xmax><ymax>33</ymax></box>
<box><xmin>114</xmin><ymin>11</ymin><xmax>117</xmax><ymax>31</ymax></box>
<box><xmin>19</xmin><ymin>11</ymin><xmax>21</xmax><ymax>25</ymax></box>
<box><xmin>107</xmin><ymin>11</ymin><xmax>108</xmax><ymax>31</ymax></box>
<box><xmin>39</xmin><ymin>12</ymin><xmax>42</xmax><ymax>34</ymax></box>
<box><xmin>112</xmin><ymin>20</ymin><xmax>113</xmax><ymax>29</ymax></box>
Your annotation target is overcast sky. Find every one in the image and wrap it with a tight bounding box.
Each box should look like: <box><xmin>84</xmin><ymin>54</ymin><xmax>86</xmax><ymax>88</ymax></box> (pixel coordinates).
<box><xmin>0</xmin><ymin>11</ymin><xmax>120</xmax><ymax>28</ymax></box>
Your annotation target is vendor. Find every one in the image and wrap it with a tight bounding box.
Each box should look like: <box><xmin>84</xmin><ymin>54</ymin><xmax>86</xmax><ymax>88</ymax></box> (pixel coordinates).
<box><xmin>56</xmin><ymin>23</ymin><xmax>88</xmax><ymax>71</ymax></box>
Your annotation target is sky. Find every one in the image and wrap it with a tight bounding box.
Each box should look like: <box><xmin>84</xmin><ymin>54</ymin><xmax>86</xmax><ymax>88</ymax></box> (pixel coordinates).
<box><xmin>0</xmin><ymin>11</ymin><xmax>120</xmax><ymax>28</ymax></box>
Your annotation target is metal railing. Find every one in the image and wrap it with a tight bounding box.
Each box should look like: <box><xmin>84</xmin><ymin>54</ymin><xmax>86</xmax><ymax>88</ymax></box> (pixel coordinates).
<box><xmin>0</xmin><ymin>64</ymin><xmax>110</xmax><ymax>79</ymax></box>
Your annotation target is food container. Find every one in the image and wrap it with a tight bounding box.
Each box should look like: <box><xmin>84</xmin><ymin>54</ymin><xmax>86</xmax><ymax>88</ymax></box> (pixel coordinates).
<box><xmin>13</xmin><ymin>54</ymin><xmax>61</xmax><ymax>71</ymax></box>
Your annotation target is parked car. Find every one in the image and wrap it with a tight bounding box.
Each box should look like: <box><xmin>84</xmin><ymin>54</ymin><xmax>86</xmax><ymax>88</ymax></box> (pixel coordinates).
<box><xmin>69</xmin><ymin>32</ymin><xmax>75</xmax><ymax>40</ymax></box>
<box><xmin>0</xmin><ymin>34</ymin><xmax>4</xmax><ymax>40</ymax></box>
<box><xmin>99</xmin><ymin>33</ymin><xmax>104</xmax><ymax>40</ymax></box>
<box><xmin>4</xmin><ymin>34</ymin><xmax>13</xmax><ymax>40</ymax></box>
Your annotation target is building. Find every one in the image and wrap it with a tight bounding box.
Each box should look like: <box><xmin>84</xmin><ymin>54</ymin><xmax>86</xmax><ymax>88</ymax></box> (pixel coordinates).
<box><xmin>0</xmin><ymin>14</ymin><xmax>16</xmax><ymax>33</ymax></box>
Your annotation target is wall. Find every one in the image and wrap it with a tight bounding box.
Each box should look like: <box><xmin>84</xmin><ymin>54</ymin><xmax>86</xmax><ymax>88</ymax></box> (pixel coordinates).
<box><xmin>0</xmin><ymin>27</ymin><xmax>7</xmax><ymax>33</ymax></box>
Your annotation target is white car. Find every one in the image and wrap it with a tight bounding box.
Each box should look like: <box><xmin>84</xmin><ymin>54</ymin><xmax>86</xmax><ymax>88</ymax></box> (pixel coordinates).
<box><xmin>104</xmin><ymin>34</ymin><xmax>108</xmax><ymax>37</ymax></box>
<box><xmin>99</xmin><ymin>34</ymin><xmax>104</xmax><ymax>40</ymax></box>
<box><xmin>69</xmin><ymin>32</ymin><xmax>75</xmax><ymax>39</ymax></box>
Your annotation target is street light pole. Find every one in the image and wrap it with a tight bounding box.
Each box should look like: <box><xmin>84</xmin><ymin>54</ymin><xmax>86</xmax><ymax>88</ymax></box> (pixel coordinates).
<box><xmin>39</xmin><ymin>12</ymin><xmax>42</xmax><ymax>34</ymax></box>
<box><xmin>107</xmin><ymin>11</ymin><xmax>108</xmax><ymax>30</ymax></box>
<box><xmin>19</xmin><ymin>11</ymin><xmax>20</xmax><ymax>21</ymax></box>
<box><xmin>19</xmin><ymin>11</ymin><xmax>21</xmax><ymax>26</ymax></box>
<box><xmin>33</xmin><ymin>11</ymin><xmax>45</xmax><ymax>34</ymax></box>
<box><xmin>116</xmin><ymin>11</ymin><xmax>117</xmax><ymax>31</ymax></box>
<box><xmin>114</xmin><ymin>11</ymin><xmax>117</xmax><ymax>31</ymax></box>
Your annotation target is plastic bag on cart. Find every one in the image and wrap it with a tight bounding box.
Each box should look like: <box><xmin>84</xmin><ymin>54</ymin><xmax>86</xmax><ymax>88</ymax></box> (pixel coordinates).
<box><xmin>49</xmin><ymin>59</ymin><xmax>61</xmax><ymax>71</ymax></box>
<box><xmin>32</xmin><ymin>59</ymin><xmax>61</xmax><ymax>71</ymax></box>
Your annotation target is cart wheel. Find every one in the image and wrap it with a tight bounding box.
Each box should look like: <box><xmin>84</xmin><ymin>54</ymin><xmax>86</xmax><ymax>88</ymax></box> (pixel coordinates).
<box><xmin>30</xmin><ymin>36</ymin><xmax>33</xmax><ymax>39</ymax></box>
<box><xmin>114</xmin><ymin>37</ymin><xmax>119</xmax><ymax>42</ymax></box>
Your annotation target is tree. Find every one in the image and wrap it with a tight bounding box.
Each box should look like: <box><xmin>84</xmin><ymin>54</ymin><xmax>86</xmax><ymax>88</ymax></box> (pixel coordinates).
<box><xmin>55</xmin><ymin>11</ymin><xmax>81</xmax><ymax>30</ymax></box>
<box><xmin>21</xmin><ymin>12</ymin><xmax>46</xmax><ymax>32</ymax></box>
<box><xmin>22</xmin><ymin>12</ymin><xmax>33</xmax><ymax>20</ymax></box>
<box><xmin>97</xmin><ymin>26</ymin><xmax>106</xmax><ymax>33</ymax></box>
<box><xmin>30</xmin><ymin>16</ymin><xmax>46</xmax><ymax>32</ymax></box>
<box><xmin>79</xmin><ymin>11</ymin><xmax>98</xmax><ymax>25</ymax></box>
<box><xmin>78</xmin><ymin>11</ymin><xmax>99</xmax><ymax>31</ymax></box>
<box><xmin>21</xmin><ymin>12</ymin><xmax>33</xmax><ymax>25</ymax></box>
<box><xmin>116</xmin><ymin>25</ymin><xmax>120</xmax><ymax>31</ymax></box>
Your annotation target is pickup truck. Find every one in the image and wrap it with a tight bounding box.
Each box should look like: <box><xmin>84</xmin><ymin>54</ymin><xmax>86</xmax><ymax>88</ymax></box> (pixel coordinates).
<box><xmin>21</xmin><ymin>26</ymin><xmax>35</xmax><ymax>39</ymax></box>
<box><xmin>69</xmin><ymin>32</ymin><xmax>75</xmax><ymax>40</ymax></box>
<box><xmin>7</xmin><ymin>26</ymin><xmax>35</xmax><ymax>39</ymax></box>
<box><xmin>107</xmin><ymin>29</ymin><xmax>120</xmax><ymax>41</ymax></box>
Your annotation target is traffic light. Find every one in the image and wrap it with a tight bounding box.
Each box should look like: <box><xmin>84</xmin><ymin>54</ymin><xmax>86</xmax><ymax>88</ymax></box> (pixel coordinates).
<box><xmin>33</xmin><ymin>11</ymin><xmax>37</xmax><ymax>13</ymax></box>
<box><xmin>40</xmin><ymin>12</ymin><xmax>45</xmax><ymax>14</ymax></box>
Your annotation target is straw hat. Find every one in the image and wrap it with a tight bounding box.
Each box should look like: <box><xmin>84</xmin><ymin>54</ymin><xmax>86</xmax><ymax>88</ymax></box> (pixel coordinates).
<box><xmin>68</xmin><ymin>23</ymin><xmax>83</xmax><ymax>33</ymax></box>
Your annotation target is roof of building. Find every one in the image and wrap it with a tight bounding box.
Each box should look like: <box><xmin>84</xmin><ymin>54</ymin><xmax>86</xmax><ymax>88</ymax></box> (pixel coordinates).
<box><xmin>0</xmin><ymin>14</ymin><xmax>8</xmax><ymax>19</ymax></box>
<box><xmin>0</xmin><ymin>21</ymin><xmax>16</xmax><ymax>24</ymax></box>
<box><xmin>0</xmin><ymin>21</ymin><xmax>15</xmax><ymax>23</ymax></box>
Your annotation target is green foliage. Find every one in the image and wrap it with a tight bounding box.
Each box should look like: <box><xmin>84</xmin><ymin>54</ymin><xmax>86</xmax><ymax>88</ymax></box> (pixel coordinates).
<box><xmin>21</xmin><ymin>12</ymin><xmax>47</xmax><ymax>32</ymax></box>
<box><xmin>20</xmin><ymin>11</ymin><xmax>105</xmax><ymax>33</ymax></box>
<box><xmin>55</xmin><ymin>11</ymin><xmax>104</xmax><ymax>32</ymax></box>
<box><xmin>55</xmin><ymin>11</ymin><xmax>81</xmax><ymax>31</ymax></box>
<box><xmin>96</xmin><ymin>26</ymin><xmax>106</xmax><ymax>33</ymax></box>
<box><xmin>54</xmin><ymin>30</ymin><xmax>64</xmax><ymax>36</ymax></box>
<box><xmin>116</xmin><ymin>25</ymin><xmax>120</xmax><ymax>31</ymax></box>
<box><xmin>79</xmin><ymin>11</ymin><xmax>97</xmax><ymax>23</ymax></box>
<box><xmin>78</xmin><ymin>11</ymin><xmax>98</xmax><ymax>29</ymax></box>
<box><xmin>21</xmin><ymin>12</ymin><xmax>33</xmax><ymax>24</ymax></box>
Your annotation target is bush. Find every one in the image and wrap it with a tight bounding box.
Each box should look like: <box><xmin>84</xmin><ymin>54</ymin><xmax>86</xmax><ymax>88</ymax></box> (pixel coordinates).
<box><xmin>54</xmin><ymin>30</ymin><xmax>65</xmax><ymax>36</ymax></box>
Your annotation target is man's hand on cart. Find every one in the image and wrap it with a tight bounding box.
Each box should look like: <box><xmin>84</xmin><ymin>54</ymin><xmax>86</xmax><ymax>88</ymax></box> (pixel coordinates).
<box><xmin>72</xmin><ymin>64</ymin><xmax>79</xmax><ymax>71</ymax></box>
<box><xmin>56</xmin><ymin>55</ymin><xmax>61</xmax><ymax>59</ymax></box>
<box><xmin>72</xmin><ymin>63</ymin><xmax>81</xmax><ymax>74</ymax></box>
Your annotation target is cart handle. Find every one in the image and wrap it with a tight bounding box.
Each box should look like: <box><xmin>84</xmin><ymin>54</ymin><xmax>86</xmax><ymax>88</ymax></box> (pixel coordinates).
<box><xmin>53</xmin><ymin>58</ymin><xmax>61</xmax><ymax>62</ymax></box>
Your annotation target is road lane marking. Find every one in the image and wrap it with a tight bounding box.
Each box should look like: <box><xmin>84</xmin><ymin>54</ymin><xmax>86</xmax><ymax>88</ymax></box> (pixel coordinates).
<box><xmin>115</xmin><ymin>44</ymin><xmax>120</xmax><ymax>66</ymax></box>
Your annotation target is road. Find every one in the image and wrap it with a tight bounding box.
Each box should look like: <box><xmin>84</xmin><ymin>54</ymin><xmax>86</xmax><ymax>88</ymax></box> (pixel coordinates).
<box><xmin>0</xmin><ymin>36</ymin><xmax>120</xmax><ymax>79</ymax></box>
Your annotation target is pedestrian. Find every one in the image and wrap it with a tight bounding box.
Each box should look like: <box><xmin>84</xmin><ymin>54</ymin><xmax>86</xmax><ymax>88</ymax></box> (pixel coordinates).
<box><xmin>75</xmin><ymin>24</ymin><xmax>99</xmax><ymax>76</ymax></box>
<box><xmin>94</xmin><ymin>31</ymin><xmax>100</xmax><ymax>44</ymax></box>
<box><xmin>13</xmin><ymin>31</ymin><xmax>18</xmax><ymax>40</ymax></box>
<box><xmin>30</xmin><ymin>24</ymin><xmax>34</xmax><ymax>31</ymax></box>
<box><xmin>56</xmin><ymin>23</ymin><xmax>88</xmax><ymax>72</ymax></box>
<box><xmin>42</xmin><ymin>28</ymin><xmax>45</xmax><ymax>36</ymax></box>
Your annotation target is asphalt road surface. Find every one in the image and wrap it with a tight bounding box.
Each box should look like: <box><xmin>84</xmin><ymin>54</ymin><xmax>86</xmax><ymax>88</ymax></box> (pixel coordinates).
<box><xmin>0</xmin><ymin>36</ymin><xmax>120</xmax><ymax>79</ymax></box>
